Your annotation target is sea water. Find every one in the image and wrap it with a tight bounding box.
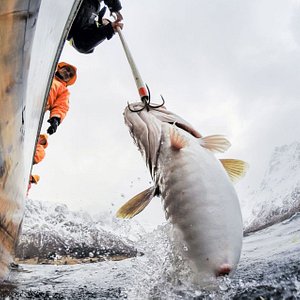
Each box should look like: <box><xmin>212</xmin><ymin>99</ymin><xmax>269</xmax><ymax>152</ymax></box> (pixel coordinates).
<box><xmin>1</xmin><ymin>213</ymin><xmax>300</xmax><ymax>299</ymax></box>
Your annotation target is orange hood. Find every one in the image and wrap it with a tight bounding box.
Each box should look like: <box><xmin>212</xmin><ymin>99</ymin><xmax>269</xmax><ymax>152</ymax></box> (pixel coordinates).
<box><xmin>30</xmin><ymin>175</ymin><xmax>40</xmax><ymax>184</ymax></box>
<box><xmin>56</xmin><ymin>61</ymin><xmax>77</xmax><ymax>86</ymax></box>
<box><xmin>38</xmin><ymin>134</ymin><xmax>48</xmax><ymax>148</ymax></box>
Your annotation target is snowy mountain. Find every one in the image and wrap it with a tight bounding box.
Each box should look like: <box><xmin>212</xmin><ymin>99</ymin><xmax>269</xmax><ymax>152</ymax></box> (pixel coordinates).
<box><xmin>16</xmin><ymin>199</ymin><xmax>144</xmax><ymax>261</ymax></box>
<box><xmin>243</xmin><ymin>142</ymin><xmax>300</xmax><ymax>233</ymax></box>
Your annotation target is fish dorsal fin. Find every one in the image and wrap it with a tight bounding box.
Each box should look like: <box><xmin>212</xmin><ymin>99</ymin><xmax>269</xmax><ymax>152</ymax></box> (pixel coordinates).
<box><xmin>199</xmin><ymin>135</ymin><xmax>231</xmax><ymax>153</ymax></box>
<box><xmin>116</xmin><ymin>186</ymin><xmax>156</xmax><ymax>219</ymax></box>
<box><xmin>169</xmin><ymin>127</ymin><xmax>188</xmax><ymax>150</ymax></box>
<box><xmin>220</xmin><ymin>159</ymin><xmax>249</xmax><ymax>183</ymax></box>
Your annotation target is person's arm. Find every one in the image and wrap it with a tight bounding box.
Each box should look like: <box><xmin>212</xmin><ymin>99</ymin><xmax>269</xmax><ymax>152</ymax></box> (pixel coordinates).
<box><xmin>104</xmin><ymin>0</ymin><xmax>122</xmax><ymax>13</ymax></box>
<box><xmin>33</xmin><ymin>144</ymin><xmax>46</xmax><ymax>165</ymax></box>
<box><xmin>47</xmin><ymin>86</ymin><xmax>70</xmax><ymax>134</ymax></box>
<box><xmin>49</xmin><ymin>87</ymin><xmax>70</xmax><ymax>122</ymax></box>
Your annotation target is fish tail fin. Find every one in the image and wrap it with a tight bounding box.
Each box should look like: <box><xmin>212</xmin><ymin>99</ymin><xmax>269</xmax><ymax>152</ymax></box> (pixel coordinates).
<box><xmin>169</xmin><ymin>127</ymin><xmax>188</xmax><ymax>150</ymax></box>
<box><xmin>220</xmin><ymin>159</ymin><xmax>249</xmax><ymax>183</ymax></box>
<box><xmin>116</xmin><ymin>186</ymin><xmax>156</xmax><ymax>219</ymax></box>
<box><xmin>199</xmin><ymin>135</ymin><xmax>231</xmax><ymax>153</ymax></box>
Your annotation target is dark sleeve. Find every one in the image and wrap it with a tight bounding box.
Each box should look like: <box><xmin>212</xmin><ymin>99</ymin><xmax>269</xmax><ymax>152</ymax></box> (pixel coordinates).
<box><xmin>104</xmin><ymin>0</ymin><xmax>122</xmax><ymax>12</ymax></box>
<box><xmin>71</xmin><ymin>22</ymin><xmax>115</xmax><ymax>53</ymax></box>
<box><xmin>104</xmin><ymin>22</ymin><xmax>115</xmax><ymax>40</ymax></box>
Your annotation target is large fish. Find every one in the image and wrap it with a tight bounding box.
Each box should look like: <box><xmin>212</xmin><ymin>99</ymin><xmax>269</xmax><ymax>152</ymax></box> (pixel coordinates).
<box><xmin>117</xmin><ymin>102</ymin><xmax>248</xmax><ymax>282</ymax></box>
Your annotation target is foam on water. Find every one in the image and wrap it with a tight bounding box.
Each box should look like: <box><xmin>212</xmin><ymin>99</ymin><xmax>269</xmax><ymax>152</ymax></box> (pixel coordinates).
<box><xmin>2</xmin><ymin>212</ymin><xmax>300</xmax><ymax>299</ymax></box>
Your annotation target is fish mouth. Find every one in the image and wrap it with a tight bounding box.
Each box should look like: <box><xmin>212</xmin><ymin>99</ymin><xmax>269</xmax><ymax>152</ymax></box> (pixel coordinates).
<box><xmin>124</xmin><ymin>102</ymin><xmax>201</xmax><ymax>178</ymax></box>
<box><xmin>124</xmin><ymin>105</ymin><xmax>162</xmax><ymax>179</ymax></box>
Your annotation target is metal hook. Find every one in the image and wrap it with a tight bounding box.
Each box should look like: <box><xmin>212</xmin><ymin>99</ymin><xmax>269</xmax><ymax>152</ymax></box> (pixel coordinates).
<box><xmin>127</xmin><ymin>101</ymin><xmax>146</xmax><ymax>112</ymax></box>
<box><xmin>148</xmin><ymin>94</ymin><xmax>165</xmax><ymax>109</ymax></box>
<box><xmin>146</xmin><ymin>84</ymin><xmax>151</xmax><ymax>102</ymax></box>
<box><xmin>127</xmin><ymin>85</ymin><xmax>165</xmax><ymax>112</ymax></box>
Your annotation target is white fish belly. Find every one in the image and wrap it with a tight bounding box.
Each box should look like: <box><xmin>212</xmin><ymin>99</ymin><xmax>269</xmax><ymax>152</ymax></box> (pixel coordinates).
<box><xmin>158</xmin><ymin>127</ymin><xmax>243</xmax><ymax>277</ymax></box>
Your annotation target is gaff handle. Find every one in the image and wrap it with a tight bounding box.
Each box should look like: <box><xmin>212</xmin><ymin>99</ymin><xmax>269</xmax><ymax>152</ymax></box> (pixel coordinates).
<box><xmin>115</xmin><ymin>25</ymin><xmax>149</xmax><ymax>100</ymax></box>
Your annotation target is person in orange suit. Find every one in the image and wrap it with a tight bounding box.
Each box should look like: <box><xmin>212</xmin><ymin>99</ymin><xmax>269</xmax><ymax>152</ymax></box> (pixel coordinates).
<box><xmin>33</xmin><ymin>134</ymin><xmax>48</xmax><ymax>165</ymax></box>
<box><xmin>27</xmin><ymin>175</ymin><xmax>40</xmax><ymax>196</ymax></box>
<box><xmin>46</xmin><ymin>62</ymin><xmax>77</xmax><ymax>135</ymax></box>
<box><xmin>27</xmin><ymin>133</ymin><xmax>48</xmax><ymax>195</ymax></box>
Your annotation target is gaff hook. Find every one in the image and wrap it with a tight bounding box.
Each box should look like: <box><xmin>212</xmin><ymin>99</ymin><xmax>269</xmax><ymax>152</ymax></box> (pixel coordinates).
<box><xmin>127</xmin><ymin>84</ymin><xmax>165</xmax><ymax>112</ymax></box>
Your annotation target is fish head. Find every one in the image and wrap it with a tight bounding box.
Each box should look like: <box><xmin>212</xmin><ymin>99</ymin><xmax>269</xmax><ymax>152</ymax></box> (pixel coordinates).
<box><xmin>124</xmin><ymin>103</ymin><xmax>162</xmax><ymax>177</ymax></box>
<box><xmin>123</xmin><ymin>102</ymin><xmax>202</xmax><ymax>176</ymax></box>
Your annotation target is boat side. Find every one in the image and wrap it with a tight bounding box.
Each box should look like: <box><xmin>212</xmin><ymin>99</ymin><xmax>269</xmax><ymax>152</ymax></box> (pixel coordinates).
<box><xmin>0</xmin><ymin>0</ymin><xmax>81</xmax><ymax>280</ymax></box>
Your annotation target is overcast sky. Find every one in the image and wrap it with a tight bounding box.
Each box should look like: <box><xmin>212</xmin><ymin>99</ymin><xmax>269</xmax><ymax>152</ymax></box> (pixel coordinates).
<box><xmin>30</xmin><ymin>0</ymin><xmax>300</xmax><ymax>226</ymax></box>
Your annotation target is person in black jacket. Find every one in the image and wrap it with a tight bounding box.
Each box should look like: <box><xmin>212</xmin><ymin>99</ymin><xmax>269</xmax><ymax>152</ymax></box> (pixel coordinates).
<box><xmin>67</xmin><ymin>0</ymin><xmax>123</xmax><ymax>54</ymax></box>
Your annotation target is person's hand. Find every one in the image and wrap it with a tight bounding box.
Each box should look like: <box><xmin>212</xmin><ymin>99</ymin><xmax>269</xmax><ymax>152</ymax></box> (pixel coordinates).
<box><xmin>102</xmin><ymin>18</ymin><xmax>110</xmax><ymax>26</ymax></box>
<box><xmin>47</xmin><ymin>117</ymin><xmax>60</xmax><ymax>135</ymax></box>
<box><xmin>114</xmin><ymin>11</ymin><xmax>123</xmax><ymax>21</ymax></box>
<box><xmin>112</xmin><ymin>19</ymin><xmax>123</xmax><ymax>32</ymax></box>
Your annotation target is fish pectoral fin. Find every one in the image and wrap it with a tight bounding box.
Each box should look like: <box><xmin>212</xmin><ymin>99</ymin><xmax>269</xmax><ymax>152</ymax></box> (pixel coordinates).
<box><xmin>169</xmin><ymin>127</ymin><xmax>188</xmax><ymax>150</ymax></box>
<box><xmin>116</xmin><ymin>186</ymin><xmax>156</xmax><ymax>219</ymax></box>
<box><xmin>220</xmin><ymin>159</ymin><xmax>249</xmax><ymax>183</ymax></box>
<box><xmin>199</xmin><ymin>135</ymin><xmax>231</xmax><ymax>153</ymax></box>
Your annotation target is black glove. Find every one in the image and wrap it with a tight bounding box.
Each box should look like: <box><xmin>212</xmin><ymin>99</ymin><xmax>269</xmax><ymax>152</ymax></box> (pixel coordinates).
<box><xmin>47</xmin><ymin>117</ymin><xmax>60</xmax><ymax>135</ymax></box>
